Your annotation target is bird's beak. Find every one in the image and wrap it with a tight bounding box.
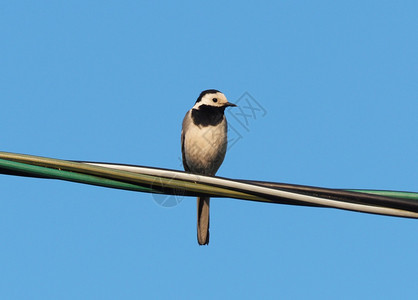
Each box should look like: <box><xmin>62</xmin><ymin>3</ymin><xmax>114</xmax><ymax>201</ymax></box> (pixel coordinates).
<box><xmin>224</xmin><ymin>102</ymin><xmax>237</xmax><ymax>107</ymax></box>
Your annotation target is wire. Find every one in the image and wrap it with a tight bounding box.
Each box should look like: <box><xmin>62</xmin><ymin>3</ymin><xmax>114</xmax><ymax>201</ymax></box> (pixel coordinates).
<box><xmin>82</xmin><ymin>161</ymin><xmax>418</xmax><ymax>218</ymax></box>
<box><xmin>0</xmin><ymin>152</ymin><xmax>268</xmax><ymax>202</ymax></box>
<box><xmin>237</xmin><ymin>180</ymin><xmax>418</xmax><ymax>212</ymax></box>
<box><xmin>346</xmin><ymin>189</ymin><xmax>418</xmax><ymax>200</ymax></box>
<box><xmin>0</xmin><ymin>158</ymin><xmax>156</xmax><ymax>193</ymax></box>
<box><xmin>1</xmin><ymin>151</ymin><xmax>418</xmax><ymax>219</ymax></box>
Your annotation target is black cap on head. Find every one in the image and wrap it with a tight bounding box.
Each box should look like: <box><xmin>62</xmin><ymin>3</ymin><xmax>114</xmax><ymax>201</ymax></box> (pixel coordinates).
<box><xmin>195</xmin><ymin>89</ymin><xmax>221</xmax><ymax>103</ymax></box>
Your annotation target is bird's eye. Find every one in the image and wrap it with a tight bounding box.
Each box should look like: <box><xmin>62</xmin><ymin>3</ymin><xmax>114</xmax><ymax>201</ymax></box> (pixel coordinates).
<box><xmin>212</xmin><ymin>98</ymin><xmax>218</xmax><ymax>103</ymax></box>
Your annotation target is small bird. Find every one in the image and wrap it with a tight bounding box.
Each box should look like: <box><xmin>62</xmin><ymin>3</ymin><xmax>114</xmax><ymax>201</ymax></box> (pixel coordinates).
<box><xmin>181</xmin><ymin>89</ymin><xmax>236</xmax><ymax>245</ymax></box>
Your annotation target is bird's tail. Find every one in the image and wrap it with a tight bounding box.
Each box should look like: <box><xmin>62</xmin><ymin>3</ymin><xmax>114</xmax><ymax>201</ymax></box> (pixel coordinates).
<box><xmin>197</xmin><ymin>196</ymin><xmax>210</xmax><ymax>245</ymax></box>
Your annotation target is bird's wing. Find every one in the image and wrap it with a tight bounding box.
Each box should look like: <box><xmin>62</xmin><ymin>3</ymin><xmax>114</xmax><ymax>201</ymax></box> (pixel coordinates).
<box><xmin>181</xmin><ymin>110</ymin><xmax>191</xmax><ymax>172</ymax></box>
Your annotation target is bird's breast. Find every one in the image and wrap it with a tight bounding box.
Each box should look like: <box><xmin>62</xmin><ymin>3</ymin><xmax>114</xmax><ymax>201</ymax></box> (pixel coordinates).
<box><xmin>184</xmin><ymin>119</ymin><xmax>228</xmax><ymax>175</ymax></box>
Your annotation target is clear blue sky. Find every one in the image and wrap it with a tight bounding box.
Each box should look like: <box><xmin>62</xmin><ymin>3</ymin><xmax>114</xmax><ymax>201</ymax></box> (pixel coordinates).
<box><xmin>1</xmin><ymin>1</ymin><xmax>418</xmax><ymax>299</ymax></box>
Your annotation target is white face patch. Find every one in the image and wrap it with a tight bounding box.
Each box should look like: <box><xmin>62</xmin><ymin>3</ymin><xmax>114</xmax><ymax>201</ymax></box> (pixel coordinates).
<box><xmin>193</xmin><ymin>92</ymin><xmax>228</xmax><ymax>109</ymax></box>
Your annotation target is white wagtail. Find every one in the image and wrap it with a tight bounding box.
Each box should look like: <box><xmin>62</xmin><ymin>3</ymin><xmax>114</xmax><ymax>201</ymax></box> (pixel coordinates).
<box><xmin>181</xmin><ymin>89</ymin><xmax>236</xmax><ymax>245</ymax></box>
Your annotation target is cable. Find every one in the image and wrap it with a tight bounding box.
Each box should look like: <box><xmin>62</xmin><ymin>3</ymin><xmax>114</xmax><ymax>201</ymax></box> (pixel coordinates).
<box><xmin>1</xmin><ymin>151</ymin><xmax>418</xmax><ymax>219</ymax></box>
<box><xmin>236</xmin><ymin>180</ymin><xmax>418</xmax><ymax>212</ymax></box>
<box><xmin>82</xmin><ymin>161</ymin><xmax>418</xmax><ymax>218</ymax></box>
<box><xmin>0</xmin><ymin>158</ymin><xmax>156</xmax><ymax>193</ymax></box>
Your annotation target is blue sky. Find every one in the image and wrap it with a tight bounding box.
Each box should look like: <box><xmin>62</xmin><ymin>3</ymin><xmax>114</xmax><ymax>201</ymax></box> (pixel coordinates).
<box><xmin>1</xmin><ymin>1</ymin><xmax>418</xmax><ymax>299</ymax></box>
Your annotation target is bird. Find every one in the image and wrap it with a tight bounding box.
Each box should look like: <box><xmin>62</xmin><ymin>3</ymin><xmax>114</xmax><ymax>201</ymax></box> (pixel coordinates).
<box><xmin>181</xmin><ymin>89</ymin><xmax>236</xmax><ymax>245</ymax></box>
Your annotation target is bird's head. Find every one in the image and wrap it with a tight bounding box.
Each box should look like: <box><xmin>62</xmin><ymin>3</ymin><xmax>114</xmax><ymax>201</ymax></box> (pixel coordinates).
<box><xmin>193</xmin><ymin>89</ymin><xmax>236</xmax><ymax>110</ymax></box>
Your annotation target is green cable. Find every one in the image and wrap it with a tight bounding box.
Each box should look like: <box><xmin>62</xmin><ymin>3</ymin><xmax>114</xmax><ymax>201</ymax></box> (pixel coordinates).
<box><xmin>346</xmin><ymin>190</ymin><xmax>418</xmax><ymax>201</ymax></box>
<box><xmin>0</xmin><ymin>152</ymin><xmax>267</xmax><ymax>202</ymax></box>
<box><xmin>2</xmin><ymin>151</ymin><xmax>418</xmax><ymax>202</ymax></box>
<box><xmin>0</xmin><ymin>158</ymin><xmax>157</xmax><ymax>193</ymax></box>
<box><xmin>2</xmin><ymin>151</ymin><xmax>418</xmax><ymax>213</ymax></box>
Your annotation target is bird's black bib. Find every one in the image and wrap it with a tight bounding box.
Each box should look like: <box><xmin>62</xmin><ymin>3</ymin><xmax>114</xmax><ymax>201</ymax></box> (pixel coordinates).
<box><xmin>191</xmin><ymin>105</ymin><xmax>225</xmax><ymax>127</ymax></box>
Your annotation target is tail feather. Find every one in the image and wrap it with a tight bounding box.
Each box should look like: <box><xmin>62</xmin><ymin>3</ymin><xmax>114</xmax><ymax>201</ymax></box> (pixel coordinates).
<box><xmin>197</xmin><ymin>196</ymin><xmax>210</xmax><ymax>245</ymax></box>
